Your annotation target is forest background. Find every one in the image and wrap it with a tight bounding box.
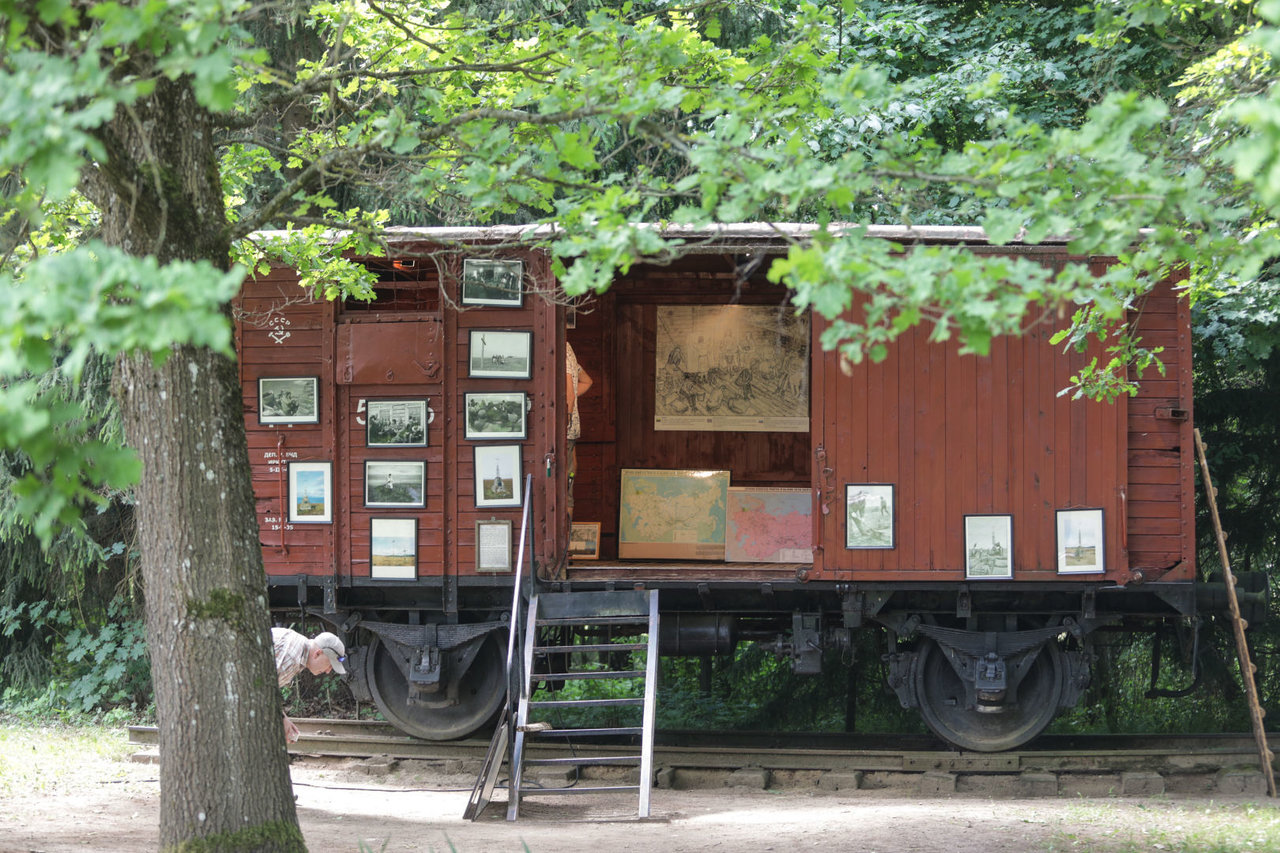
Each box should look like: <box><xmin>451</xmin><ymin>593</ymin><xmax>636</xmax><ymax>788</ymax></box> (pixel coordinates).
<box><xmin>3</xmin><ymin>0</ymin><xmax>1280</xmax><ymax>848</ymax></box>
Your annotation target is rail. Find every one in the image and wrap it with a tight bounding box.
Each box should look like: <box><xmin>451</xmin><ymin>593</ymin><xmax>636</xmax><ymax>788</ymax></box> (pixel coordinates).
<box><xmin>128</xmin><ymin>723</ymin><xmax>1278</xmax><ymax>794</ymax></box>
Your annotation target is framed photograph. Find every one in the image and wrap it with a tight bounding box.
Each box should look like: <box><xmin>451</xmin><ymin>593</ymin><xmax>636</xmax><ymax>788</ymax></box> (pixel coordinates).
<box><xmin>569</xmin><ymin>522</ymin><xmax>601</xmax><ymax>560</ymax></box>
<box><xmin>1057</xmin><ymin>508</ymin><xmax>1105</xmax><ymax>574</ymax></box>
<box><xmin>259</xmin><ymin>377</ymin><xmax>319</xmax><ymax>425</ymax></box>
<box><xmin>371</xmin><ymin>518</ymin><xmax>416</xmax><ymax>581</ymax></box>
<box><xmin>365</xmin><ymin>460</ymin><xmax>426</xmax><ymax>508</ymax></box>
<box><xmin>461</xmin><ymin>258</ymin><xmax>523</xmax><ymax>307</ymax></box>
<box><xmin>366</xmin><ymin>399</ymin><xmax>428</xmax><ymax>447</ymax></box>
<box><xmin>469</xmin><ymin>330</ymin><xmax>532</xmax><ymax>379</ymax></box>
<box><xmin>964</xmin><ymin>514</ymin><xmax>1014</xmax><ymax>579</ymax></box>
<box><xmin>474</xmin><ymin>445</ymin><xmax>522</xmax><ymax>508</ymax></box>
<box><xmin>475</xmin><ymin>519</ymin><xmax>513</xmax><ymax>573</ymax></box>
<box><xmin>287</xmin><ymin>462</ymin><xmax>331</xmax><ymax>523</ymax></box>
<box><xmin>845</xmin><ymin>484</ymin><xmax>895</xmax><ymax>549</ymax></box>
<box><xmin>465</xmin><ymin>392</ymin><xmax>527</xmax><ymax>440</ymax></box>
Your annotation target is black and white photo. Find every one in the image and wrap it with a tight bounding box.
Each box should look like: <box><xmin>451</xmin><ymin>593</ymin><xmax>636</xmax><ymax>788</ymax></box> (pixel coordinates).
<box><xmin>366</xmin><ymin>399</ymin><xmax>427</xmax><ymax>447</ymax></box>
<box><xmin>259</xmin><ymin>377</ymin><xmax>319</xmax><ymax>424</ymax></box>
<box><xmin>464</xmin><ymin>392</ymin><xmax>527</xmax><ymax>440</ymax></box>
<box><xmin>845</xmin><ymin>484</ymin><xmax>894</xmax><ymax>549</ymax></box>
<box><xmin>964</xmin><ymin>514</ymin><xmax>1014</xmax><ymax>579</ymax></box>
<box><xmin>468</xmin><ymin>329</ymin><xmax>531</xmax><ymax>378</ymax></box>
<box><xmin>461</xmin><ymin>258</ymin><xmax>523</xmax><ymax>306</ymax></box>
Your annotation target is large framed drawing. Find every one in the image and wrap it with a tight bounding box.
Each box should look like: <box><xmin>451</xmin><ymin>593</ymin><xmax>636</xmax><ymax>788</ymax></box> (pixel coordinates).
<box><xmin>964</xmin><ymin>514</ymin><xmax>1013</xmax><ymax>579</ymax></box>
<box><xmin>654</xmin><ymin>305</ymin><xmax>809</xmax><ymax>432</ymax></box>
<box><xmin>287</xmin><ymin>462</ymin><xmax>331</xmax><ymax>523</ymax></box>
<box><xmin>371</xmin><ymin>518</ymin><xmax>416</xmax><ymax>580</ymax></box>
<box><xmin>474</xmin><ymin>444</ymin><xmax>522</xmax><ymax>508</ymax></box>
<box><xmin>365</xmin><ymin>460</ymin><xmax>426</xmax><ymax>508</ymax></box>
<box><xmin>259</xmin><ymin>377</ymin><xmax>319</xmax><ymax>425</ymax></box>
<box><xmin>475</xmin><ymin>519</ymin><xmax>513</xmax><ymax>573</ymax></box>
<box><xmin>469</xmin><ymin>330</ymin><xmax>532</xmax><ymax>379</ymax></box>
<box><xmin>366</xmin><ymin>399</ymin><xmax>427</xmax><ymax>447</ymax></box>
<box><xmin>461</xmin><ymin>259</ymin><xmax>523</xmax><ymax>306</ymax></box>
<box><xmin>845</xmin><ymin>484</ymin><xmax>894</xmax><ymax>549</ymax></box>
<box><xmin>725</xmin><ymin>487</ymin><xmax>812</xmax><ymax>563</ymax></box>
<box><xmin>464</xmin><ymin>392</ymin><xmax>527</xmax><ymax>440</ymax></box>
<box><xmin>1057</xmin><ymin>508</ymin><xmax>1105</xmax><ymax>574</ymax></box>
<box><xmin>569</xmin><ymin>522</ymin><xmax>601</xmax><ymax>560</ymax></box>
<box><xmin>618</xmin><ymin>469</ymin><xmax>730</xmax><ymax>560</ymax></box>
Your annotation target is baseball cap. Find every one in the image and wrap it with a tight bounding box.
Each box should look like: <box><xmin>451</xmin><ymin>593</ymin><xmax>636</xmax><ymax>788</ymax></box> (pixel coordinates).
<box><xmin>314</xmin><ymin>632</ymin><xmax>347</xmax><ymax>675</ymax></box>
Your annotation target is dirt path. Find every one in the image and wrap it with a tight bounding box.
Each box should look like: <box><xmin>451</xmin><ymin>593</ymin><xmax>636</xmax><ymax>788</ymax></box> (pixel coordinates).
<box><xmin>5</xmin><ymin>744</ymin><xmax>1280</xmax><ymax>853</ymax></box>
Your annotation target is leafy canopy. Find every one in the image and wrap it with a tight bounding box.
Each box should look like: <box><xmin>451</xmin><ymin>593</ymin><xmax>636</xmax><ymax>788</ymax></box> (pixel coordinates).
<box><xmin>4</xmin><ymin>0</ymin><xmax>1280</xmax><ymax>539</ymax></box>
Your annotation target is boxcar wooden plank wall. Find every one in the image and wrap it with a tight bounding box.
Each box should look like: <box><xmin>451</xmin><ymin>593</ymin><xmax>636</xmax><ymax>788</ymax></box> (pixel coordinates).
<box><xmin>1124</xmin><ymin>282</ymin><xmax>1195</xmax><ymax>581</ymax></box>
<box><xmin>812</xmin><ymin>310</ymin><xmax>1129</xmax><ymax>581</ymax></box>
<box><xmin>450</xmin><ymin>249</ymin><xmax>559</xmax><ymax>576</ymax></box>
<box><xmin>236</xmin><ymin>269</ymin><xmax>337</xmax><ymax>581</ymax></box>
<box><xmin>237</xmin><ymin>248</ymin><xmax>561</xmax><ymax>595</ymax></box>
<box><xmin>808</xmin><ymin>266</ymin><xmax>1193</xmax><ymax>583</ymax></box>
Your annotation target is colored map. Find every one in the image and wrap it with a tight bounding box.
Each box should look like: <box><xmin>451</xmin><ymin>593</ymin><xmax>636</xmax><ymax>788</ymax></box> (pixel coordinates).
<box><xmin>619</xmin><ymin>469</ymin><xmax>729</xmax><ymax>560</ymax></box>
<box><xmin>726</xmin><ymin>488</ymin><xmax>813</xmax><ymax>563</ymax></box>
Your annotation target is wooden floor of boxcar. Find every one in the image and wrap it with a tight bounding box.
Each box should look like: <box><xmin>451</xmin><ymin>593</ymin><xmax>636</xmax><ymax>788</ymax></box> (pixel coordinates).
<box><xmin>562</xmin><ymin>561</ymin><xmax>808</xmax><ymax>582</ymax></box>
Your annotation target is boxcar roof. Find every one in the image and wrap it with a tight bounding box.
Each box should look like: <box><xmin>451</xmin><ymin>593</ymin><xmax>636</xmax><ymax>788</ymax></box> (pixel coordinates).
<box><xmin>252</xmin><ymin>223</ymin><xmax>1085</xmax><ymax>256</ymax></box>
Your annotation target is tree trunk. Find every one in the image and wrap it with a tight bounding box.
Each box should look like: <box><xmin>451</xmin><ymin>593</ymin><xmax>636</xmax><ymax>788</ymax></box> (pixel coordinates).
<box><xmin>117</xmin><ymin>346</ymin><xmax>302</xmax><ymax>852</ymax></box>
<box><xmin>84</xmin><ymin>74</ymin><xmax>305</xmax><ymax>851</ymax></box>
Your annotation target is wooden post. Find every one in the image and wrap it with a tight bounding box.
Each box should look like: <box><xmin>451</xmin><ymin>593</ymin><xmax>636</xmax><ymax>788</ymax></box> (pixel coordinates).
<box><xmin>1194</xmin><ymin>428</ymin><xmax>1276</xmax><ymax>797</ymax></box>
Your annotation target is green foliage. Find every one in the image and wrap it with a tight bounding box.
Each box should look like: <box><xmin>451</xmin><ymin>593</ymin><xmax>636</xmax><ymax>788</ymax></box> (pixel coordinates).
<box><xmin>1192</xmin><ymin>280</ymin><xmax>1280</xmax><ymax>574</ymax></box>
<box><xmin>61</xmin><ymin>605</ymin><xmax>150</xmax><ymax>713</ymax></box>
<box><xmin>6</xmin><ymin>0</ymin><xmax>1280</xmax><ymax>553</ymax></box>
<box><xmin>0</xmin><ymin>347</ymin><xmax>140</xmax><ymax>707</ymax></box>
<box><xmin>533</xmin><ymin>631</ymin><xmax>918</xmax><ymax>734</ymax></box>
<box><xmin>1051</xmin><ymin>629</ymin><xmax>1249</xmax><ymax>736</ymax></box>
<box><xmin>0</xmin><ymin>597</ymin><xmax>150</xmax><ymax>714</ymax></box>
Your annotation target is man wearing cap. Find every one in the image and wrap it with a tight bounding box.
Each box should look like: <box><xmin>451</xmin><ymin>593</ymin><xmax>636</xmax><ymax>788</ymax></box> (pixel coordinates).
<box><xmin>272</xmin><ymin>626</ymin><xmax>346</xmax><ymax>744</ymax></box>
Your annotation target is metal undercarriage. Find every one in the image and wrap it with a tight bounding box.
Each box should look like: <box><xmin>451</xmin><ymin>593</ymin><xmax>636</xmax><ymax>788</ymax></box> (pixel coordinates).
<box><xmin>268</xmin><ymin>572</ymin><xmax>1267</xmax><ymax>751</ymax></box>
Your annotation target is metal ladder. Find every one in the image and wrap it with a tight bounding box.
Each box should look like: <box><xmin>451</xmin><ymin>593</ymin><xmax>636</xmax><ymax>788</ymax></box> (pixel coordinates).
<box><xmin>464</xmin><ymin>474</ymin><xmax>660</xmax><ymax>821</ymax></box>
<box><xmin>464</xmin><ymin>474</ymin><xmax>533</xmax><ymax>823</ymax></box>
<box><xmin>508</xmin><ymin>588</ymin><xmax>659</xmax><ymax>820</ymax></box>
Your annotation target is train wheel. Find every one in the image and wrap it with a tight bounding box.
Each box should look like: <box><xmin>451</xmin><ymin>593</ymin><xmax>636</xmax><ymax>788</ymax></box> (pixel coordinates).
<box><xmin>365</xmin><ymin>633</ymin><xmax>506</xmax><ymax>741</ymax></box>
<box><xmin>914</xmin><ymin>638</ymin><xmax>1064</xmax><ymax>752</ymax></box>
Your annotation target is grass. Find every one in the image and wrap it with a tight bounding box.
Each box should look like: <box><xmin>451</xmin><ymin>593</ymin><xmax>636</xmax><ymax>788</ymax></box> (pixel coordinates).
<box><xmin>0</xmin><ymin>719</ymin><xmax>137</xmax><ymax>798</ymax></box>
<box><xmin>1045</xmin><ymin>800</ymin><xmax>1280</xmax><ymax>852</ymax></box>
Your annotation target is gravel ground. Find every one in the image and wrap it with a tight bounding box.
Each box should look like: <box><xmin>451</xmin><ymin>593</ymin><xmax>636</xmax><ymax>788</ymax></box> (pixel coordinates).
<box><xmin>4</xmin><ymin>726</ymin><xmax>1280</xmax><ymax>853</ymax></box>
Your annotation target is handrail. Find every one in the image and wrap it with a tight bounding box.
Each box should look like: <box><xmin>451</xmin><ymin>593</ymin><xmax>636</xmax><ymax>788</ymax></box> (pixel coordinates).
<box><xmin>462</xmin><ymin>473</ymin><xmax>535</xmax><ymax>823</ymax></box>
<box><xmin>503</xmin><ymin>473</ymin><xmax>535</xmax><ymax>793</ymax></box>
<box><xmin>504</xmin><ymin>472</ymin><xmax>535</xmax><ymax>692</ymax></box>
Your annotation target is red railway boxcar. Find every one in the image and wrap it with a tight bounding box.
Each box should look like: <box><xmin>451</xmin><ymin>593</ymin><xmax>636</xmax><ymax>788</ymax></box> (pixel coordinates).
<box><xmin>236</xmin><ymin>224</ymin><xmax>1227</xmax><ymax>751</ymax></box>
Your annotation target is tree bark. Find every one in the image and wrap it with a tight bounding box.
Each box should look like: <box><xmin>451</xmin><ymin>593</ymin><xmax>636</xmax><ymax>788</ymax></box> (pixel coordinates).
<box><xmin>82</xmin><ymin>73</ymin><xmax>305</xmax><ymax>852</ymax></box>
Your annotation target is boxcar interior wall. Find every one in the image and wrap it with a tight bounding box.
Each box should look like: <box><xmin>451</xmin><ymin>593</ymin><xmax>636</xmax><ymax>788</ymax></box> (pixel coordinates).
<box><xmin>567</xmin><ymin>256</ymin><xmax>813</xmax><ymax>564</ymax></box>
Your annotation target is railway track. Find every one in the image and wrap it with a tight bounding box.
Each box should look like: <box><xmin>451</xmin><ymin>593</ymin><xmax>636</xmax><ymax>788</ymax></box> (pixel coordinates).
<box><xmin>128</xmin><ymin>720</ymin><xmax>1274</xmax><ymax>796</ymax></box>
